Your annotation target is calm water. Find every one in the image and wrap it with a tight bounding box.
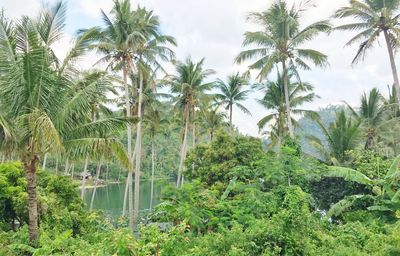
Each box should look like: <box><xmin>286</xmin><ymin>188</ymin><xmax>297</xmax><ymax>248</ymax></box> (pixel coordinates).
<box><xmin>83</xmin><ymin>179</ymin><xmax>169</xmax><ymax>217</ymax></box>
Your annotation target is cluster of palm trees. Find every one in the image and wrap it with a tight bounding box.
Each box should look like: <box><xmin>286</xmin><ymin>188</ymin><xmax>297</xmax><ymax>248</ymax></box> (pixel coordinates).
<box><xmin>309</xmin><ymin>85</ymin><xmax>400</xmax><ymax>164</ymax></box>
<box><xmin>1</xmin><ymin>0</ymin><xmax>400</xmax><ymax>245</ymax></box>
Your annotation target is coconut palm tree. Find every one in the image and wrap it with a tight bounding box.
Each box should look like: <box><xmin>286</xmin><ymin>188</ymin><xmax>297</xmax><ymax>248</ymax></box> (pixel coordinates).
<box><xmin>0</xmin><ymin>2</ymin><xmax>130</xmax><ymax>244</ymax></box>
<box><xmin>171</xmin><ymin>58</ymin><xmax>215</xmax><ymax>187</ymax></box>
<box><xmin>201</xmin><ymin>105</ymin><xmax>227</xmax><ymax>141</ymax></box>
<box><xmin>257</xmin><ymin>71</ymin><xmax>317</xmax><ymax>149</ymax></box>
<box><xmin>308</xmin><ymin>110</ymin><xmax>361</xmax><ymax>164</ymax></box>
<box><xmin>346</xmin><ymin>88</ymin><xmax>387</xmax><ymax>150</ymax></box>
<box><xmin>76</xmin><ymin>70</ymin><xmax>117</xmax><ymax>199</ymax></box>
<box><xmin>129</xmin><ymin>7</ymin><xmax>175</xmax><ymax>228</ymax></box>
<box><xmin>215</xmin><ymin>73</ymin><xmax>251</xmax><ymax>132</ymax></box>
<box><xmin>236</xmin><ymin>0</ymin><xmax>330</xmax><ymax>138</ymax></box>
<box><xmin>81</xmin><ymin>1</ymin><xmax>175</xmax><ymax>229</ymax></box>
<box><xmin>335</xmin><ymin>0</ymin><xmax>400</xmax><ymax>103</ymax></box>
<box><xmin>79</xmin><ymin>0</ymin><xmax>140</xmax><ymax>228</ymax></box>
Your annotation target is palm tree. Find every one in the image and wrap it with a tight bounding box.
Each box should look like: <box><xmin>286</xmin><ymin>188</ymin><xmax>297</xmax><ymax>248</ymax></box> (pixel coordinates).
<box><xmin>0</xmin><ymin>2</ymin><xmax>129</xmax><ymax>244</ymax></box>
<box><xmin>171</xmin><ymin>58</ymin><xmax>215</xmax><ymax>187</ymax></box>
<box><xmin>79</xmin><ymin>0</ymin><xmax>139</xmax><ymax>228</ymax></box>
<box><xmin>236</xmin><ymin>0</ymin><xmax>330</xmax><ymax>138</ymax></box>
<box><xmin>201</xmin><ymin>105</ymin><xmax>227</xmax><ymax>141</ymax></box>
<box><xmin>335</xmin><ymin>0</ymin><xmax>400</xmax><ymax>103</ymax></box>
<box><xmin>76</xmin><ymin>70</ymin><xmax>117</xmax><ymax>199</ymax></box>
<box><xmin>129</xmin><ymin>7</ymin><xmax>175</xmax><ymax>228</ymax></box>
<box><xmin>308</xmin><ymin>110</ymin><xmax>361</xmax><ymax>164</ymax></box>
<box><xmin>215</xmin><ymin>73</ymin><xmax>251</xmax><ymax>132</ymax></box>
<box><xmin>347</xmin><ymin>88</ymin><xmax>386</xmax><ymax>150</ymax></box>
<box><xmin>257</xmin><ymin>71</ymin><xmax>317</xmax><ymax>149</ymax></box>
<box><xmin>81</xmin><ymin>1</ymin><xmax>175</xmax><ymax>229</ymax></box>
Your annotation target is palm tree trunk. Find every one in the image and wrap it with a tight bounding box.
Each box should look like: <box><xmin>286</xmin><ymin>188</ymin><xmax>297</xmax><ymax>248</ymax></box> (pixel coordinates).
<box><xmin>122</xmin><ymin>66</ymin><xmax>135</xmax><ymax>229</ymax></box>
<box><xmin>383</xmin><ymin>29</ymin><xmax>400</xmax><ymax>103</ymax></box>
<box><xmin>229</xmin><ymin>104</ymin><xmax>233</xmax><ymax>132</ymax></box>
<box><xmin>80</xmin><ymin>157</ymin><xmax>89</xmax><ymax>199</ymax></box>
<box><xmin>123</xmin><ymin>146</ymin><xmax>136</xmax><ymax>216</ymax></box>
<box><xmin>71</xmin><ymin>164</ymin><xmax>75</xmax><ymax>178</ymax></box>
<box><xmin>150</xmin><ymin>139</ymin><xmax>155</xmax><ymax>210</ymax></box>
<box><xmin>24</xmin><ymin>155</ymin><xmax>39</xmax><ymax>245</ymax></box>
<box><xmin>42</xmin><ymin>153</ymin><xmax>48</xmax><ymax>170</ymax></box>
<box><xmin>282</xmin><ymin>61</ymin><xmax>294</xmax><ymax>138</ymax></box>
<box><xmin>106</xmin><ymin>163</ymin><xmax>109</xmax><ymax>182</ymax></box>
<box><xmin>90</xmin><ymin>162</ymin><xmax>102</xmax><ymax>211</ymax></box>
<box><xmin>133</xmin><ymin>69</ymin><xmax>144</xmax><ymax>229</ymax></box>
<box><xmin>177</xmin><ymin>109</ymin><xmax>190</xmax><ymax>187</ymax></box>
<box><xmin>55</xmin><ymin>157</ymin><xmax>58</xmax><ymax>175</ymax></box>
<box><xmin>64</xmin><ymin>158</ymin><xmax>69</xmax><ymax>175</ymax></box>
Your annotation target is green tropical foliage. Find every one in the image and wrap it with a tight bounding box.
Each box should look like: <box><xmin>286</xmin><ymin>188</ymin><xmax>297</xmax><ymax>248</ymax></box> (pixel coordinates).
<box><xmin>1</xmin><ymin>0</ymin><xmax>400</xmax><ymax>255</ymax></box>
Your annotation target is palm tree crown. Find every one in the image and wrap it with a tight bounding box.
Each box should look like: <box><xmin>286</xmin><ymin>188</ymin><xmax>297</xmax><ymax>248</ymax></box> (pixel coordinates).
<box><xmin>236</xmin><ymin>0</ymin><xmax>330</xmax><ymax>138</ymax></box>
<box><xmin>215</xmin><ymin>73</ymin><xmax>251</xmax><ymax>131</ymax></box>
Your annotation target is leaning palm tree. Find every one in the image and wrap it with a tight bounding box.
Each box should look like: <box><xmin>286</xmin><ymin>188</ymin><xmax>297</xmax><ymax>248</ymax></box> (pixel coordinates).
<box><xmin>0</xmin><ymin>2</ymin><xmax>130</xmax><ymax>244</ymax></box>
<box><xmin>236</xmin><ymin>0</ymin><xmax>330</xmax><ymax>138</ymax></box>
<box><xmin>215</xmin><ymin>73</ymin><xmax>251</xmax><ymax>132</ymax></box>
<box><xmin>171</xmin><ymin>58</ymin><xmax>215</xmax><ymax>187</ymax></box>
<box><xmin>258</xmin><ymin>71</ymin><xmax>317</xmax><ymax>149</ymax></box>
<box><xmin>308</xmin><ymin>110</ymin><xmax>361</xmax><ymax>164</ymax></box>
<box><xmin>335</xmin><ymin>0</ymin><xmax>400</xmax><ymax>103</ymax></box>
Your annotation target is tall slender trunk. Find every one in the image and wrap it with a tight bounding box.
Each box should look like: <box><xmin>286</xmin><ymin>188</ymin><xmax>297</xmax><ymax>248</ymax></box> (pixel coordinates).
<box><xmin>41</xmin><ymin>153</ymin><xmax>47</xmax><ymax>170</ymax></box>
<box><xmin>80</xmin><ymin>157</ymin><xmax>89</xmax><ymax>199</ymax></box>
<box><xmin>106</xmin><ymin>163</ymin><xmax>109</xmax><ymax>182</ymax></box>
<box><xmin>122</xmin><ymin>66</ymin><xmax>135</xmax><ymax>229</ymax></box>
<box><xmin>384</xmin><ymin>29</ymin><xmax>400</xmax><ymax>103</ymax></box>
<box><xmin>24</xmin><ymin>155</ymin><xmax>39</xmax><ymax>245</ymax></box>
<box><xmin>177</xmin><ymin>109</ymin><xmax>190</xmax><ymax>187</ymax></box>
<box><xmin>71</xmin><ymin>164</ymin><xmax>75</xmax><ymax>178</ymax></box>
<box><xmin>1</xmin><ymin>155</ymin><xmax>4</xmax><ymax>163</ymax></box>
<box><xmin>90</xmin><ymin>162</ymin><xmax>102</xmax><ymax>211</ymax></box>
<box><xmin>282</xmin><ymin>61</ymin><xmax>294</xmax><ymax>138</ymax></box>
<box><xmin>150</xmin><ymin>139</ymin><xmax>155</xmax><ymax>210</ymax></box>
<box><xmin>64</xmin><ymin>159</ymin><xmax>69</xmax><ymax>175</ymax></box>
<box><xmin>123</xmin><ymin>146</ymin><xmax>136</xmax><ymax>216</ymax></box>
<box><xmin>229</xmin><ymin>104</ymin><xmax>233</xmax><ymax>132</ymax></box>
<box><xmin>133</xmin><ymin>69</ymin><xmax>144</xmax><ymax>229</ymax></box>
<box><xmin>55</xmin><ymin>157</ymin><xmax>58</xmax><ymax>175</ymax></box>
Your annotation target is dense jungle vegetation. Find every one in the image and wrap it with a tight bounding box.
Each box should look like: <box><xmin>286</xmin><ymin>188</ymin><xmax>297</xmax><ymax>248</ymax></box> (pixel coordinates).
<box><xmin>1</xmin><ymin>0</ymin><xmax>400</xmax><ymax>255</ymax></box>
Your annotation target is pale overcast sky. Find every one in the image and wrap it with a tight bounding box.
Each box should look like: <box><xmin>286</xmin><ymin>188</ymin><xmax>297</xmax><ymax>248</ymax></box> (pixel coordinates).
<box><xmin>1</xmin><ymin>0</ymin><xmax>397</xmax><ymax>136</ymax></box>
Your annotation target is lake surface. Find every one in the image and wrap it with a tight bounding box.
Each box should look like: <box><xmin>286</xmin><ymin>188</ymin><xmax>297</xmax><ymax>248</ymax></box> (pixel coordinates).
<box><xmin>83</xmin><ymin>179</ymin><xmax>170</xmax><ymax>217</ymax></box>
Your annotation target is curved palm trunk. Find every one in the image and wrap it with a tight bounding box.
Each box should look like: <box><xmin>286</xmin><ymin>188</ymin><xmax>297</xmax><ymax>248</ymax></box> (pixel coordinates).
<box><xmin>383</xmin><ymin>30</ymin><xmax>400</xmax><ymax>104</ymax></box>
<box><xmin>89</xmin><ymin>162</ymin><xmax>102</xmax><ymax>211</ymax></box>
<box><xmin>24</xmin><ymin>155</ymin><xmax>39</xmax><ymax>245</ymax></box>
<box><xmin>133</xmin><ymin>69</ymin><xmax>144</xmax><ymax>230</ymax></box>
<box><xmin>177</xmin><ymin>109</ymin><xmax>190</xmax><ymax>187</ymax></box>
<box><xmin>282</xmin><ymin>61</ymin><xmax>294</xmax><ymax>139</ymax></box>
<box><xmin>80</xmin><ymin>157</ymin><xmax>89</xmax><ymax>199</ymax></box>
<box><xmin>150</xmin><ymin>139</ymin><xmax>155</xmax><ymax>210</ymax></box>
